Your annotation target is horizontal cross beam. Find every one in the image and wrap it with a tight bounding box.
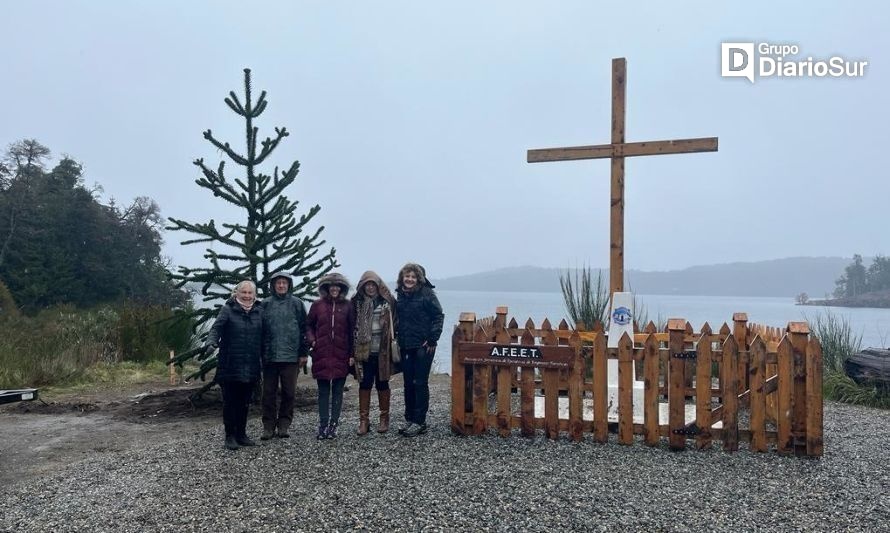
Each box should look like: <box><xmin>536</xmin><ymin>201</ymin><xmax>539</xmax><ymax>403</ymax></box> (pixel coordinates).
<box><xmin>527</xmin><ymin>137</ymin><xmax>718</xmax><ymax>163</ymax></box>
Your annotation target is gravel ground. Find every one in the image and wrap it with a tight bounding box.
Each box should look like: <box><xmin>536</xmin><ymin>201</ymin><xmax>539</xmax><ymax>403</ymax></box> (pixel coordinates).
<box><xmin>1</xmin><ymin>377</ymin><xmax>888</xmax><ymax>533</ymax></box>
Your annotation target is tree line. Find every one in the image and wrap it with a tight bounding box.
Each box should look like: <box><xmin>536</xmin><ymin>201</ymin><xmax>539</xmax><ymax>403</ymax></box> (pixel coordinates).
<box><xmin>0</xmin><ymin>139</ymin><xmax>186</xmax><ymax>313</ymax></box>
<box><xmin>834</xmin><ymin>254</ymin><xmax>890</xmax><ymax>298</ymax></box>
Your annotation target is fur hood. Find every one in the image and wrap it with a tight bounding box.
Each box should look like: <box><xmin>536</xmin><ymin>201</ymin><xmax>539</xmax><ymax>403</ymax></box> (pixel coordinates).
<box><xmin>352</xmin><ymin>270</ymin><xmax>395</xmax><ymax>307</ymax></box>
<box><xmin>397</xmin><ymin>263</ymin><xmax>435</xmax><ymax>291</ymax></box>
<box><xmin>318</xmin><ymin>272</ymin><xmax>351</xmax><ymax>299</ymax></box>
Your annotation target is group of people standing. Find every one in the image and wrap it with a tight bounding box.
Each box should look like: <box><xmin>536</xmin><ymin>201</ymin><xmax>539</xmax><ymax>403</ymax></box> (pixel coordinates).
<box><xmin>204</xmin><ymin>263</ymin><xmax>444</xmax><ymax>450</ymax></box>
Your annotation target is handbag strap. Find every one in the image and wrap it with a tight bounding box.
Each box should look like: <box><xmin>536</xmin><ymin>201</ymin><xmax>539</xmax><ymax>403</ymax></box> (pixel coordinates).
<box><xmin>388</xmin><ymin>305</ymin><xmax>395</xmax><ymax>339</ymax></box>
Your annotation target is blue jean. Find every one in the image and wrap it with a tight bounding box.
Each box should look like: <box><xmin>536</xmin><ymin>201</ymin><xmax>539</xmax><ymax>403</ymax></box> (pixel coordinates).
<box><xmin>317</xmin><ymin>378</ymin><xmax>346</xmax><ymax>426</ymax></box>
<box><xmin>402</xmin><ymin>346</ymin><xmax>435</xmax><ymax>425</ymax></box>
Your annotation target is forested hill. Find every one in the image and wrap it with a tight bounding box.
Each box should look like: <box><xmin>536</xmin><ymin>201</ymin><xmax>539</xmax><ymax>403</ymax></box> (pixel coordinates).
<box><xmin>432</xmin><ymin>257</ymin><xmax>850</xmax><ymax>297</ymax></box>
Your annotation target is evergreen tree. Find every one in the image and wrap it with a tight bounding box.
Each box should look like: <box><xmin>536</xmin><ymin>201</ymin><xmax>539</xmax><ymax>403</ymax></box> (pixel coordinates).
<box><xmin>168</xmin><ymin>69</ymin><xmax>337</xmax><ymax>381</ymax></box>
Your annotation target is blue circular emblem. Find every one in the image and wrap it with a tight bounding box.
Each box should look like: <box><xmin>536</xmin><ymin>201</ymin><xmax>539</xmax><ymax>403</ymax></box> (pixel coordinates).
<box><xmin>612</xmin><ymin>306</ymin><xmax>632</xmax><ymax>326</ymax></box>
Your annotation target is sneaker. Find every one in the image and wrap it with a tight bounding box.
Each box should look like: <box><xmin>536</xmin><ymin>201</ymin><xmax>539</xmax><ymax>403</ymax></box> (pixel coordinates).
<box><xmin>418</xmin><ymin>423</ymin><xmax>428</xmax><ymax>435</ymax></box>
<box><xmin>261</xmin><ymin>429</ymin><xmax>275</xmax><ymax>441</ymax></box>
<box><xmin>397</xmin><ymin>422</ymin><xmax>413</xmax><ymax>435</ymax></box>
<box><xmin>402</xmin><ymin>423</ymin><xmax>423</xmax><ymax>437</ymax></box>
<box><xmin>326</xmin><ymin>423</ymin><xmax>338</xmax><ymax>440</ymax></box>
<box><xmin>224</xmin><ymin>435</ymin><xmax>240</xmax><ymax>450</ymax></box>
<box><xmin>316</xmin><ymin>424</ymin><xmax>327</xmax><ymax>440</ymax></box>
<box><xmin>277</xmin><ymin>429</ymin><xmax>290</xmax><ymax>439</ymax></box>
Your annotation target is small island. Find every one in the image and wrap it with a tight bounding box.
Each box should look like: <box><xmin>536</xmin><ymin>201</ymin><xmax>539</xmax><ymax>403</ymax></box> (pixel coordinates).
<box><xmin>798</xmin><ymin>255</ymin><xmax>890</xmax><ymax>309</ymax></box>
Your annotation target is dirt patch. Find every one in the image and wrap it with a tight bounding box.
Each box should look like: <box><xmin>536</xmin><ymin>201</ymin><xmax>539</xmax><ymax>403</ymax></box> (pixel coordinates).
<box><xmin>0</xmin><ymin>377</ymin><xmax>324</xmax><ymax>489</ymax></box>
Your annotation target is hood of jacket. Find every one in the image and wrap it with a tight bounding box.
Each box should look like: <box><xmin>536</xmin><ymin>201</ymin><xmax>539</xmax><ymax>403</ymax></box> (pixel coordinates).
<box><xmin>352</xmin><ymin>270</ymin><xmax>395</xmax><ymax>307</ymax></box>
<box><xmin>397</xmin><ymin>262</ymin><xmax>435</xmax><ymax>292</ymax></box>
<box><xmin>269</xmin><ymin>271</ymin><xmax>294</xmax><ymax>297</ymax></box>
<box><xmin>318</xmin><ymin>272</ymin><xmax>351</xmax><ymax>300</ymax></box>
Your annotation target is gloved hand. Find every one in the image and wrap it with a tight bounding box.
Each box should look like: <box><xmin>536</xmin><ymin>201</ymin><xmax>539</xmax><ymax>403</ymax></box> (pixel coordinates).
<box><xmin>202</xmin><ymin>343</ymin><xmax>218</xmax><ymax>356</ymax></box>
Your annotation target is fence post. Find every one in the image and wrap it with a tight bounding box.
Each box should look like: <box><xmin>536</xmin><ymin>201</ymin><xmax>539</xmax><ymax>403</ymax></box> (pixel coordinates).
<box><xmin>618</xmin><ymin>332</ymin><xmax>634</xmax><ymax>445</ymax></box>
<box><xmin>749</xmin><ymin>336</ymin><xmax>767</xmax><ymax>452</ymax></box>
<box><xmin>695</xmin><ymin>325</ymin><xmax>713</xmax><ymax>450</ymax></box>
<box><xmin>733</xmin><ymin>313</ymin><xmax>749</xmax><ymax>405</ymax></box>
<box><xmin>788</xmin><ymin>322</ymin><xmax>809</xmax><ymax>456</ymax></box>
<box><xmin>806</xmin><ymin>336</ymin><xmax>824</xmax><ymax>457</ymax></box>
<box><xmin>568</xmin><ymin>330</ymin><xmax>583</xmax><ymax>442</ymax></box>
<box><xmin>643</xmin><ymin>333</ymin><xmax>660</xmax><ymax>446</ymax></box>
<box><xmin>776</xmin><ymin>336</ymin><xmax>794</xmax><ymax>454</ymax></box>
<box><xmin>458</xmin><ymin>313</ymin><xmax>475</xmax><ymax>432</ymax></box>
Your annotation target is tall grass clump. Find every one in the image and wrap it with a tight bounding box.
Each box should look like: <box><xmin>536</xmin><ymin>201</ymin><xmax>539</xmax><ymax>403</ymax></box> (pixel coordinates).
<box><xmin>560</xmin><ymin>267</ymin><xmax>609</xmax><ymax>330</ymax></box>
<box><xmin>0</xmin><ymin>304</ymin><xmax>201</xmax><ymax>390</ymax></box>
<box><xmin>809</xmin><ymin>310</ymin><xmax>889</xmax><ymax>409</ymax></box>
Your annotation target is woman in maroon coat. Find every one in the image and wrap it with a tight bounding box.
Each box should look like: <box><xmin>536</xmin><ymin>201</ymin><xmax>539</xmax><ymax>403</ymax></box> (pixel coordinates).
<box><xmin>306</xmin><ymin>272</ymin><xmax>355</xmax><ymax>439</ymax></box>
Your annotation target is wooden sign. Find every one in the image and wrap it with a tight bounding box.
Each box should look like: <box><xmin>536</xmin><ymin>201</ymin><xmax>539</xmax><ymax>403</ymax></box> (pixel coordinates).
<box><xmin>457</xmin><ymin>342</ymin><xmax>575</xmax><ymax>369</ymax></box>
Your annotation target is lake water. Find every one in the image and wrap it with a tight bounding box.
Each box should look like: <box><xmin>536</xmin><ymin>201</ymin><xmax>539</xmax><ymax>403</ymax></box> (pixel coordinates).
<box><xmin>430</xmin><ymin>290</ymin><xmax>890</xmax><ymax>374</ymax></box>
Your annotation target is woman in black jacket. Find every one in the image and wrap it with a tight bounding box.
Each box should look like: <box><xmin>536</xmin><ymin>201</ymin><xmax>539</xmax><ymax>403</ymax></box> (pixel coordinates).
<box><xmin>204</xmin><ymin>280</ymin><xmax>264</xmax><ymax>450</ymax></box>
<box><xmin>395</xmin><ymin>263</ymin><xmax>444</xmax><ymax>437</ymax></box>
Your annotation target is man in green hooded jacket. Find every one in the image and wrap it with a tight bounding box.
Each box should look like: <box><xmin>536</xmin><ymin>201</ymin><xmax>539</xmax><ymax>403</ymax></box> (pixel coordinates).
<box><xmin>261</xmin><ymin>272</ymin><xmax>309</xmax><ymax>439</ymax></box>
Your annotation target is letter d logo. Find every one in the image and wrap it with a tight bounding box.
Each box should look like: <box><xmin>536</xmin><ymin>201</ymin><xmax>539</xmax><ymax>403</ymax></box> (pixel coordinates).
<box><xmin>721</xmin><ymin>42</ymin><xmax>755</xmax><ymax>83</ymax></box>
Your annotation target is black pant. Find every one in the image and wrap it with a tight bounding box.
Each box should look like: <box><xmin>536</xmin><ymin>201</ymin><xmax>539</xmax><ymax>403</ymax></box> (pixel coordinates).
<box><xmin>359</xmin><ymin>354</ymin><xmax>390</xmax><ymax>391</ymax></box>
<box><xmin>221</xmin><ymin>380</ymin><xmax>255</xmax><ymax>438</ymax></box>
<box><xmin>402</xmin><ymin>346</ymin><xmax>434</xmax><ymax>425</ymax></box>
<box><xmin>317</xmin><ymin>378</ymin><xmax>346</xmax><ymax>426</ymax></box>
<box><xmin>262</xmin><ymin>362</ymin><xmax>299</xmax><ymax>431</ymax></box>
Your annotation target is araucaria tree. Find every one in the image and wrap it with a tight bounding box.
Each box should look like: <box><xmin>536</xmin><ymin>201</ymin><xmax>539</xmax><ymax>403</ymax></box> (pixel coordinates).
<box><xmin>169</xmin><ymin>68</ymin><xmax>337</xmax><ymax>380</ymax></box>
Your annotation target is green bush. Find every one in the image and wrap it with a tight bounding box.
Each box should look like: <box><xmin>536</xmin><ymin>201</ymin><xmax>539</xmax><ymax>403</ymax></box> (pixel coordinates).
<box><xmin>0</xmin><ymin>303</ymin><xmax>200</xmax><ymax>389</ymax></box>
<box><xmin>560</xmin><ymin>267</ymin><xmax>609</xmax><ymax>330</ymax></box>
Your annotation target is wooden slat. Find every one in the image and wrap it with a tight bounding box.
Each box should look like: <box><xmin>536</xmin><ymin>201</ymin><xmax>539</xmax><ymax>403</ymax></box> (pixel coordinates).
<box><xmin>618</xmin><ymin>333</ymin><xmax>634</xmax><ymax>445</ymax></box>
<box><xmin>643</xmin><ymin>334</ymin><xmax>660</xmax><ymax>446</ymax></box>
<box><xmin>497</xmin><ymin>365</ymin><xmax>511</xmax><ymax>438</ymax></box>
<box><xmin>593</xmin><ymin>330</ymin><xmax>608</xmax><ymax>443</ymax></box>
<box><xmin>668</xmin><ymin>321</ymin><xmax>686</xmax><ymax>451</ymax></box>
<box><xmin>568</xmin><ymin>331</ymin><xmax>583</xmax><ymax>442</ymax></box>
<box><xmin>543</xmin><ymin>368</ymin><xmax>559</xmax><ymax>439</ymax></box>
<box><xmin>696</xmin><ymin>330</ymin><xmax>713</xmax><ymax>450</ymax></box>
<box><xmin>450</xmin><ymin>327</ymin><xmax>467</xmax><ymax>434</ymax></box>
<box><xmin>776</xmin><ymin>336</ymin><xmax>794</xmax><ymax>455</ymax></box>
<box><xmin>527</xmin><ymin>137</ymin><xmax>719</xmax><ymax>163</ymax></box>
<box><xmin>722</xmin><ymin>335</ymin><xmax>739</xmax><ymax>452</ymax></box>
<box><xmin>806</xmin><ymin>337</ymin><xmax>824</xmax><ymax>457</ymax></box>
<box><xmin>734</xmin><ymin>313</ymin><xmax>749</xmax><ymax>406</ymax></box>
<box><xmin>472</xmin><ymin>364</ymin><xmax>490</xmax><ymax>435</ymax></box>
<box><xmin>749</xmin><ymin>336</ymin><xmax>767</xmax><ymax>452</ymax></box>
<box><xmin>789</xmin><ymin>329</ymin><xmax>808</xmax><ymax>456</ymax></box>
<box><xmin>520</xmin><ymin>366</ymin><xmax>535</xmax><ymax>437</ymax></box>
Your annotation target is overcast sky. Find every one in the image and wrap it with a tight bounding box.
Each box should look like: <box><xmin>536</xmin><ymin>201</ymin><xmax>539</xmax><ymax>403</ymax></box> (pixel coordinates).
<box><xmin>2</xmin><ymin>1</ymin><xmax>887</xmax><ymax>283</ymax></box>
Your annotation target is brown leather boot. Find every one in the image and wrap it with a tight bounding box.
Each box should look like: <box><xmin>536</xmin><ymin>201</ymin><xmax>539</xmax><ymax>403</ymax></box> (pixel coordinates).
<box><xmin>377</xmin><ymin>389</ymin><xmax>391</xmax><ymax>433</ymax></box>
<box><xmin>357</xmin><ymin>389</ymin><xmax>371</xmax><ymax>436</ymax></box>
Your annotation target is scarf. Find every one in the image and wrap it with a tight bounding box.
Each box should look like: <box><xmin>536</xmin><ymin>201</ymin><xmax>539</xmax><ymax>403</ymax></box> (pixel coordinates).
<box><xmin>353</xmin><ymin>297</ymin><xmax>376</xmax><ymax>361</ymax></box>
<box><xmin>235</xmin><ymin>295</ymin><xmax>255</xmax><ymax>313</ymax></box>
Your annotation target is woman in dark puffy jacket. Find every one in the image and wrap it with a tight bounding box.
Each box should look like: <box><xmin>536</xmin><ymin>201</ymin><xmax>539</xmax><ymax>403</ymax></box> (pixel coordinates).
<box><xmin>395</xmin><ymin>263</ymin><xmax>444</xmax><ymax>438</ymax></box>
<box><xmin>306</xmin><ymin>272</ymin><xmax>355</xmax><ymax>439</ymax></box>
<box><xmin>204</xmin><ymin>280</ymin><xmax>264</xmax><ymax>450</ymax></box>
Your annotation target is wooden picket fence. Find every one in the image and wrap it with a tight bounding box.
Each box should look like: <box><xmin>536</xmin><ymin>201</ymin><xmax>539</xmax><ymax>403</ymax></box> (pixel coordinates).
<box><xmin>450</xmin><ymin>307</ymin><xmax>824</xmax><ymax>457</ymax></box>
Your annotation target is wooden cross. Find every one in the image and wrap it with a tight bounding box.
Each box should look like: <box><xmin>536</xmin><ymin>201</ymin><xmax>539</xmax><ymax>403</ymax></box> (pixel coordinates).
<box><xmin>528</xmin><ymin>58</ymin><xmax>718</xmax><ymax>295</ymax></box>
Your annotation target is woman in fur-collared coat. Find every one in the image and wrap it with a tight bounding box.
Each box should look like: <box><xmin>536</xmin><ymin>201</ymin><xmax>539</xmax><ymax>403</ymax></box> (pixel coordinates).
<box><xmin>306</xmin><ymin>272</ymin><xmax>355</xmax><ymax>439</ymax></box>
<box><xmin>351</xmin><ymin>271</ymin><xmax>397</xmax><ymax>435</ymax></box>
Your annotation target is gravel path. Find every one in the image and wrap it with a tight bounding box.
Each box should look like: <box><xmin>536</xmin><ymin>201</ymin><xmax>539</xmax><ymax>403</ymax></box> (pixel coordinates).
<box><xmin>2</xmin><ymin>378</ymin><xmax>888</xmax><ymax>532</ymax></box>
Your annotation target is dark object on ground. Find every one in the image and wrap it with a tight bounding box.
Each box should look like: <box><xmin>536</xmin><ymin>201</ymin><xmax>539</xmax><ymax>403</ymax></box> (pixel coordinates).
<box><xmin>0</xmin><ymin>389</ymin><xmax>38</xmax><ymax>405</ymax></box>
<box><xmin>844</xmin><ymin>348</ymin><xmax>890</xmax><ymax>387</ymax></box>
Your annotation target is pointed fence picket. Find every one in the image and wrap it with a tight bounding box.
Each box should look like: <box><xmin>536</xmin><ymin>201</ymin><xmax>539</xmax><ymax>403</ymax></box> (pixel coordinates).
<box><xmin>451</xmin><ymin>306</ymin><xmax>824</xmax><ymax>457</ymax></box>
